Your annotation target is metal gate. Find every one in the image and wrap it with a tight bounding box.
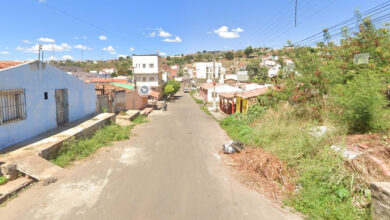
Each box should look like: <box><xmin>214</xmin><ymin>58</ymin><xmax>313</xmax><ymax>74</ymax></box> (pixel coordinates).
<box><xmin>55</xmin><ymin>89</ymin><xmax>69</xmax><ymax>125</ymax></box>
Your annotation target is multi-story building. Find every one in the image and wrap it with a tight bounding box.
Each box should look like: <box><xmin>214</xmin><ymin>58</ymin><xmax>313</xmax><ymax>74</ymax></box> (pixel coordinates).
<box><xmin>132</xmin><ymin>54</ymin><xmax>163</xmax><ymax>96</ymax></box>
<box><xmin>195</xmin><ymin>62</ymin><xmax>225</xmax><ymax>83</ymax></box>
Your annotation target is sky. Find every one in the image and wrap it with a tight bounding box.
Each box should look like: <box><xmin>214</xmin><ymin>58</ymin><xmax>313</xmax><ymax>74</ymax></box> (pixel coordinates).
<box><xmin>0</xmin><ymin>0</ymin><xmax>388</xmax><ymax>61</ymax></box>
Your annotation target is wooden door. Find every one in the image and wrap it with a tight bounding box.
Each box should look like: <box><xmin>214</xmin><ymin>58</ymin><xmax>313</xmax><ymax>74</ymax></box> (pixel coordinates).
<box><xmin>55</xmin><ymin>89</ymin><xmax>69</xmax><ymax>125</ymax></box>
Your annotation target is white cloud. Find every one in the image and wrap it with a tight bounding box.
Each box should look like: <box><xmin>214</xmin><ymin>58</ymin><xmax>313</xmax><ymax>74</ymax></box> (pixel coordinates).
<box><xmin>74</xmin><ymin>36</ymin><xmax>79</xmax><ymax>40</ymax></box>
<box><xmin>38</xmin><ymin>0</ymin><xmax>46</xmax><ymax>3</ymax></box>
<box><xmin>163</xmin><ymin>36</ymin><xmax>182</xmax><ymax>43</ymax></box>
<box><xmin>158</xmin><ymin>51</ymin><xmax>167</xmax><ymax>56</ymax></box>
<box><xmin>22</xmin><ymin>40</ymin><xmax>32</xmax><ymax>44</ymax></box>
<box><xmin>99</xmin><ymin>35</ymin><xmax>107</xmax><ymax>40</ymax></box>
<box><xmin>74</xmin><ymin>44</ymin><xmax>91</xmax><ymax>50</ymax></box>
<box><xmin>157</xmin><ymin>28</ymin><xmax>172</xmax><ymax>37</ymax></box>
<box><xmin>37</xmin><ymin>37</ymin><xmax>55</xmax><ymax>43</ymax></box>
<box><xmin>83</xmin><ymin>36</ymin><xmax>87</xmax><ymax>40</ymax></box>
<box><xmin>102</xmin><ymin>45</ymin><xmax>116</xmax><ymax>54</ymax></box>
<box><xmin>129</xmin><ymin>47</ymin><xmax>134</xmax><ymax>52</ymax></box>
<box><xmin>149</xmin><ymin>32</ymin><xmax>156</xmax><ymax>37</ymax></box>
<box><xmin>0</xmin><ymin>51</ymin><xmax>10</xmax><ymax>55</ymax></box>
<box><xmin>214</xmin><ymin>26</ymin><xmax>244</xmax><ymax>39</ymax></box>
<box><xmin>17</xmin><ymin>43</ymin><xmax>72</xmax><ymax>53</ymax></box>
<box><xmin>61</xmin><ymin>55</ymin><xmax>74</xmax><ymax>60</ymax></box>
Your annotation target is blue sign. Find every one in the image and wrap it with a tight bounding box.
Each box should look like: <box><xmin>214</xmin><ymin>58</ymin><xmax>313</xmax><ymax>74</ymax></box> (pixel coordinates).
<box><xmin>138</xmin><ymin>85</ymin><xmax>150</xmax><ymax>96</ymax></box>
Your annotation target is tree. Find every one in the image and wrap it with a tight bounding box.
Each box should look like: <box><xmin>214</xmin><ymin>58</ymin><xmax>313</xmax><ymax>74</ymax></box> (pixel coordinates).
<box><xmin>225</xmin><ymin>51</ymin><xmax>234</xmax><ymax>60</ymax></box>
<box><xmin>163</xmin><ymin>80</ymin><xmax>181</xmax><ymax>97</ymax></box>
<box><xmin>244</xmin><ymin>46</ymin><xmax>253</xmax><ymax>57</ymax></box>
<box><xmin>235</xmin><ymin>50</ymin><xmax>244</xmax><ymax>58</ymax></box>
<box><xmin>246</xmin><ymin>60</ymin><xmax>269</xmax><ymax>83</ymax></box>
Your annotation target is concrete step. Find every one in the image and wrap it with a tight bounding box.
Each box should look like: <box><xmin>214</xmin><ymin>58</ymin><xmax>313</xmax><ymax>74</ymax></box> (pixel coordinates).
<box><xmin>13</xmin><ymin>155</ymin><xmax>62</xmax><ymax>180</ymax></box>
<box><xmin>0</xmin><ymin>177</ymin><xmax>34</xmax><ymax>203</ymax></box>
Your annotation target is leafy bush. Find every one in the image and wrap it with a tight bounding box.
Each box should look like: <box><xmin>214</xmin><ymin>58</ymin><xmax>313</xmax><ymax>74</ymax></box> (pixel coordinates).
<box><xmin>331</xmin><ymin>72</ymin><xmax>389</xmax><ymax>133</ymax></box>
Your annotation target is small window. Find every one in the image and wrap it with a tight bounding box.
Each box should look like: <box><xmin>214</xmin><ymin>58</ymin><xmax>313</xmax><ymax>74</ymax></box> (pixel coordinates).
<box><xmin>0</xmin><ymin>89</ymin><xmax>27</xmax><ymax>125</ymax></box>
<box><xmin>149</xmin><ymin>63</ymin><xmax>154</xmax><ymax>68</ymax></box>
<box><xmin>44</xmin><ymin>92</ymin><xmax>48</xmax><ymax>100</ymax></box>
<box><xmin>143</xmin><ymin>64</ymin><xmax>146</xmax><ymax>68</ymax></box>
<box><xmin>143</xmin><ymin>77</ymin><xmax>146</xmax><ymax>81</ymax></box>
<box><xmin>149</xmin><ymin>77</ymin><xmax>154</xmax><ymax>81</ymax></box>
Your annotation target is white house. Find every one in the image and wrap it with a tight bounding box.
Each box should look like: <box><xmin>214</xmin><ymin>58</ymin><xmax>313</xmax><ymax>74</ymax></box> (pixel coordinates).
<box><xmin>101</xmin><ymin>68</ymin><xmax>115</xmax><ymax>74</ymax></box>
<box><xmin>237</xmin><ymin>71</ymin><xmax>249</xmax><ymax>82</ymax></box>
<box><xmin>268</xmin><ymin>66</ymin><xmax>280</xmax><ymax>78</ymax></box>
<box><xmin>195</xmin><ymin>62</ymin><xmax>225</xmax><ymax>81</ymax></box>
<box><xmin>0</xmin><ymin>61</ymin><xmax>96</xmax><ymax>149</ymax></box>
<box><xmin>199</xmin><ymin>83</ymin><xmax>242</xmax><ymax>102</ymax></box>
<box><xmin>132</xmin><ymin>54</ymin><xmax>163</xmax><ymax>96</ymax></box>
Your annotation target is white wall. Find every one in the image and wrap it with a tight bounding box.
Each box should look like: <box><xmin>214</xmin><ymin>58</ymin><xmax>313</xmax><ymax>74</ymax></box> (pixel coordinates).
<box><xmin>133</xmin><ymin>55</ymin><xmax>159</xmax><ymax>74</ymax></box>
<box><xmin>195</xmin><ymin>62</ymin><xmax>222</xmax><ymax>79</ymax></box>
<box><xmin>207</xmin><ymin>84</ymin><xmax>241</xmax><ymax>102</ymax></box>
<box><xmin>0</xmin><ymin>61</ymin><xmax>96</xmax><ymax>149</ymax></box>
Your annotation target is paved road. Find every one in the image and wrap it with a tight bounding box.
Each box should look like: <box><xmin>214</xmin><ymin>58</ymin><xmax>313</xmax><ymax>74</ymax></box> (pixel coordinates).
<box><xmin>0</xmin><ymin>90</ymin><xmax>299</xmax><ymax>220</ymax></box>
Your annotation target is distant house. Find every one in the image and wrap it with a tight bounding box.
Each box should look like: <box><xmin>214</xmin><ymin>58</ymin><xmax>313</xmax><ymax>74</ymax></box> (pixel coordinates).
<box><xmin>0</xmin><ymin>61</ymin><xmax>96</xmax><ymax>149</ymax></box>
<box><xmin>199</xmin><ymin>83</ymin><xmax>241</xmax><ymax>102</ymax></box>
<box><xmin>54</xmin><ymin>65</ymin><xmax>83</xmax><ymax>73</ymax></box>
<box><xmin>102</xmin><ymin>68</ymin><xmax>116</xmax><ymax>74</ymax></box>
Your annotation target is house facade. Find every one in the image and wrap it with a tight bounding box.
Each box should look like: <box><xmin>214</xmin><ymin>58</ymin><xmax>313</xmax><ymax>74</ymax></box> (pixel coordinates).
<box><xmin>132</xmin><ymin>55</ymin><xmax>163</xmax><ymax>96</ymax></box>
<box><xmin>0</xmin><ymin>61</ymin><xmax>96</xmax><ymax>149</ymax></box>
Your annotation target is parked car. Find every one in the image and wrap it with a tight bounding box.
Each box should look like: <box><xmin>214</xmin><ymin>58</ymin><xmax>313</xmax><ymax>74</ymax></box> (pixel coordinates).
<box><xmin>184</xmin><ymin>88</ymin><xmax>189</xmax><ymax>93</ymax></box>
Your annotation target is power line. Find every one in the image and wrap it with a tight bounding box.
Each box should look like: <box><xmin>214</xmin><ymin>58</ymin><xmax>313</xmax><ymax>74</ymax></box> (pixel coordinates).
<box><xmin>294</xmin><ymin>1</ymin><xmax>390</xmax><ymax>45</ymax></box>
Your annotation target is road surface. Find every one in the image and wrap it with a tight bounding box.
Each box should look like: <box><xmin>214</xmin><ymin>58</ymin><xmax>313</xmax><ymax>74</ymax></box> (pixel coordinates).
<box><xmin>0</xmin><ymin>90</ymin><xmax>300</xmax><ymax>220</ymax></box>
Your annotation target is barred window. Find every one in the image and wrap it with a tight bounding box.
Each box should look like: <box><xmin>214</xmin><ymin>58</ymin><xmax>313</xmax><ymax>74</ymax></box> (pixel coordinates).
<box><xmin>0</xmin><ymin>89</ymin><xmax>27</xmax><ymax>125</ymax></box>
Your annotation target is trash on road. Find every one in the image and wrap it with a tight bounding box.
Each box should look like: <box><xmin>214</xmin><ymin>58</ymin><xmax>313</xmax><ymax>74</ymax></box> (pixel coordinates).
<box><xmin>223</xmin><ymin>140</ymin><xmax>246</xmax><ymax>154</ymax></box>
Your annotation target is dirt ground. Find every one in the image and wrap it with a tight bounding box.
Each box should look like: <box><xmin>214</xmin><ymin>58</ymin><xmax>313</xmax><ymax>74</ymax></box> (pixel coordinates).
<box><xmin>345</xmin><ymin>134</ymin><xmax>390</xmax><ymax>182</ymax></box>
<box><xmin>222</xmin><ymin>147</ymin><xmax>295</xmax><ymax>202</ymax></box>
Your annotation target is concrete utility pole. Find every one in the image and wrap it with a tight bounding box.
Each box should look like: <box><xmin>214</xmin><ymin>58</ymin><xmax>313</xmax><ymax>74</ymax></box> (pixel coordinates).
<box><xmin>38</xmin><ymin>44</ymin><xmax>42</xmax><ymax>61</ymax></box>
<box><xmin>213</xmin><ymin>61</ymin><xmax>216</xmax><ymax>112</ymax></box>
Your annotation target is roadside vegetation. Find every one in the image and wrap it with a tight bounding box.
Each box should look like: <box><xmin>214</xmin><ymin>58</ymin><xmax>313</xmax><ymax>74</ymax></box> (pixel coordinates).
<box><xmin>163</xmin><ymin>80</ymin><xmax>181</xmax><ymax>98</ymax></box>
<box><xmin>220</xmin><ymin>17</ymin><xmax>389</xmax><ymax>219</ymax></box>
<box><xmin>0</xmin><ymin>176</ymin><xmax>8</xmax><ymax>185</ymax></box>
<box><xmin>51</xmin><ymin>115</ymin><xmax>148</xmax><ymax>167</ymax></box>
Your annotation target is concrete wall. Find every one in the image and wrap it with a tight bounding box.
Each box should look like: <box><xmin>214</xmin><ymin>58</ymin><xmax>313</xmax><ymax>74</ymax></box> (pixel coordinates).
<box><xmin>195</xmin><ymin>62</ymin><xmax>222</xmax><ymax>79</ymax></box>
<box><xmin>125</xmin><ymin>91</ymin><xmax>147</xmax><ymax>110</ymax></box>
<box><xmin>112</xmin><ymin>90</ymin><xmax>126</xmax><ymax>113</ymax></box>
<box><xmin>96</xmin><ymin>94</ymin><xmax>109</xmax><ymax>113</ymax></box>
<box><xmin>133</xmin><ymin>55</ymin><xmax>159</xmax><ymax>74</ymax></box>
<box><xmin>371</xmin><ymin>182</ymin><xmax>390</xmax><ymax>220</ymax></box>
<box><xmin>0</xmin><ymin>61</ymin><xmax>96</xmax><ymax>149</ymax></box>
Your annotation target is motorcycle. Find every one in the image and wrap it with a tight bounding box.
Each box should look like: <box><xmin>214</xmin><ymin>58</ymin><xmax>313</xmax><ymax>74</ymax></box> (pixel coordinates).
<box><xmin>162</xmin><ymin>103</ymin><xmax>168</xmax><ymax>111</ymax></box>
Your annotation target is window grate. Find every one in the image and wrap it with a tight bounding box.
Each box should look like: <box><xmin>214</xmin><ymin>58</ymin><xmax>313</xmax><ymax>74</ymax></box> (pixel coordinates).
<box><xmin>0</xmin><ymin>89</ymin><xmax>27</xmax><ymax>125</ymax></box>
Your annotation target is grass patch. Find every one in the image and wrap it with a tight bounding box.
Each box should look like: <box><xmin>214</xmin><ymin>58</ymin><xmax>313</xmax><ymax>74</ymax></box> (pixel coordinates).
<box><xmin>51</xmin><ymin>115</ymin><xmax>148</xmax><ymax>167</ymax></box>
<box><xmin>189</xmin><ymin>90</ymin><xmax>204</xmax><ymax>104</ymax></box>
<box><xmin>0</xmin><ymin>176</ymin><xmax>8</xmax><ymax>185</ymax></box>
<box><xmin>220</xmin><ymin>103</ymin><xmax>370</xmax><ymax>220</ymax></box>
<box><xmin>200</xmin><ymin>105</ymin><xmax>213</xmax><ymax>117</ymax></box>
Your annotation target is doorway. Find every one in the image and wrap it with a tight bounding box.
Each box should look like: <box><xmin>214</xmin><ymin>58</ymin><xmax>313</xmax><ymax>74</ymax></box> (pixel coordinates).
<box><xmin>55</xmin><ymin>89</ymin><xmax>69</xmax><ymax>125</ymax></box>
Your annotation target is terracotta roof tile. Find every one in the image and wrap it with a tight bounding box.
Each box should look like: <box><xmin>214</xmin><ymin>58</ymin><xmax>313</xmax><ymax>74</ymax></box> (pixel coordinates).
<box><xmin>0</xmin><ymin>61</ymin><xmax>24</xmax><ymax>70</ymax></box>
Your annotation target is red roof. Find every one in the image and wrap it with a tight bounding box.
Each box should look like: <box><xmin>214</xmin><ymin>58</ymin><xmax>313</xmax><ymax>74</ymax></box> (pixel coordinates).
<box><xmin>170</xmin><ymin>69</ymin><xmax>178</xmax><ymax>76</ymax></box>
<box><xmin>0</xmin><ymin>61</ymin><xmax>24</xmax><ymax>70</ymax></box>
<box><xmin>237</xmin><ymin>87</ymin><xmax>273</xmax><ymax>99</ymax></box>
<box><xmin>86</xmin><ymin>78</ymin><xmax>128</xmax><ymax>83</ymax></box>
<box><xmin>149</xmin><ymin>90</ymin><xmax>160</xmax><ymax>99</ymax></box>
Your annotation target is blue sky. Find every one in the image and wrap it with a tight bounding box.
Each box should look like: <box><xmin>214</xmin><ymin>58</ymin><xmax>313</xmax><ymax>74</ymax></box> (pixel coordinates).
<box><xmin>0</xmin><ymin>0</ymin><xmax>388</xmax><ymax>61</ymax></box>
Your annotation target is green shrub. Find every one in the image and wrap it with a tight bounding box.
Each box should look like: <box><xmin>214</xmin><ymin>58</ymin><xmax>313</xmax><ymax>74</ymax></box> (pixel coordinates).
<box><xmin>331</xmin><ymin>72</ymin><xmax>389</xmax><ymax>133</ymax></box>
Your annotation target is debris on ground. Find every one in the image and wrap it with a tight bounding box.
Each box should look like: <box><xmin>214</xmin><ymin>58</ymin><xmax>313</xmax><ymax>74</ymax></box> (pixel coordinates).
<box><xmin>307</xmin><ymin>126</ymin><xmax>328</xmax><ymax>138</ymax></box>
<box><xmin>42</xmin><ymin>176</ymin><xmax>57</xmax><ymax>186</ymax></box>
<box><xmin>341</xmin><ymin>134</ymin><xmax>390</xmax><ymax>182</ymax></box>
<box><xmin>223</xmin><ymin>147</ymin><xmax>295</xmax><ymax>201</ymax></box>
<box><xmin>223</xmin><ymin>140</ymin><xmax>246</xmax><ymax>154</ymax></box>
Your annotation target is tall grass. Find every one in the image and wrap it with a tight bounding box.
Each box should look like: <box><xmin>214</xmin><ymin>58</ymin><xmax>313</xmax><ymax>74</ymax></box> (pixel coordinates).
<box><xmin>51</xmin><ymin>116</ymin><xmax>148</xmax><ymax>167</ymax></box>
<box><xmin>220</xmin><ymin>103</ymin><xmax>370</xmax><ymax>219</ymax></box>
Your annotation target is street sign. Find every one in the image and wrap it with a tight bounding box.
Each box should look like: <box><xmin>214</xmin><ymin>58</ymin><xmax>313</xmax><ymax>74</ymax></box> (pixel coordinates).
<box><xmin>138</xmin><ymin>85</ymin><xmax>150</xmax><ymax>96</ymax></box>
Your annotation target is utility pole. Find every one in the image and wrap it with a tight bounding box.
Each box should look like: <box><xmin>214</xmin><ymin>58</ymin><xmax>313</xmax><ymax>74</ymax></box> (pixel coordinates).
<box><xmin>295</xmin><ymin>0</ymin><xmax>298</xmax><ymax>27</ymax></box>
<box><xmin>38</xmin><ymin>44</ymin><xmax>42</xmax><ymax>61</ymax></box>
<box><xmin>213</xmin><ymin>61</ymin><xmax>216</xmax><ymax>112</ymax></box>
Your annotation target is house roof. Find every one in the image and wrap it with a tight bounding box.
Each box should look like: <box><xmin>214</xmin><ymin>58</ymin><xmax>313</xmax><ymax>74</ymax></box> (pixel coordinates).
<box><xmin>111</xmin><ymin>83</ymin><xmax>134</xmax><ymax>90</ymax></box>
<box><xmin>170</xmin><ymin>69</ymin><xmax>178</xmax><ymax>76</ymax></box>
<box><xmin>200</xmin><ymin>82</ymin><xmax>220</xmax><ymax>90</ymax></box>
<box><xmin>149</xmin><ymin>90</ymin><xmax>160</xmax><ymax>99</ymax></box>
<box><xmin>0</xmin><ymin>61</ymin><xmax>24</xmax><ymax>70</ymax></box>
<box><xmin>86</xmin><ymin>78</ymin><xmax>129</xmax><ymax>83</ymax></box>
<box><xmin>237</xmin><ymin>87</ymin><xmax>272</xmax><ymax>99</ymax></box>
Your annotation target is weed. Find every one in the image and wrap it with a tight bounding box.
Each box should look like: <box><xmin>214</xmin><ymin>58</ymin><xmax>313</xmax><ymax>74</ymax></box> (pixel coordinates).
<box><xmin>0</xmin><ymin>176</ymin><xmax>8</xmax><ymax>185</ymax></box>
